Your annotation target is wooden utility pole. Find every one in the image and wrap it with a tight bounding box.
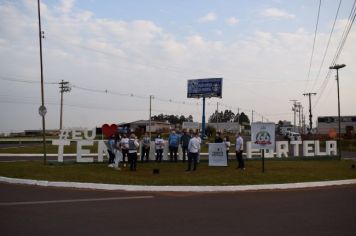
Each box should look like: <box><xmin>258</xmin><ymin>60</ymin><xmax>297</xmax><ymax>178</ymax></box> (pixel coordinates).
<box><xmin>303</xmin><ymin>93</ymin><xmax>317</xmax><ymax>134</ymax></box>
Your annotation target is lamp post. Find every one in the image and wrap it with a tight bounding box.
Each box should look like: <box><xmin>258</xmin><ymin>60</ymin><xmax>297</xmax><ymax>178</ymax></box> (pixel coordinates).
<box><xmin>329</xmin><ymin>64</ymin><xmax>346</xmax><ymax>159</ymax></box>
<box><xmin>37</xmin><ymin>0</ymin><xmax>47</xmax><ymax>164</ymax></box>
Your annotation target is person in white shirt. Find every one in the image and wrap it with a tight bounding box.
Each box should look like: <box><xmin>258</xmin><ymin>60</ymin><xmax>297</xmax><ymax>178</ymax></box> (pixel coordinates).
<box><xmin>186</xmin><ymin>132</ymin><xmax>201</xmax><ymax>171</ymax></box>
<box><xmin>235</xmin><ymin>133</ymin><xmax>245</xmax><ymax>170</ymax></box>
<box><xmin>120</xmin><ymin>134</ymin><xmax>129</xmax><ymax>163</ymax></box>
<box><xmin>155</xmin><ymin>134</ymin><xmax>165</xmax><ymax>163</ymax></box>
<box><xmin>223</xmin><ymin>136</ymin><xmax>231</xmax><ymax>162</ymax></box>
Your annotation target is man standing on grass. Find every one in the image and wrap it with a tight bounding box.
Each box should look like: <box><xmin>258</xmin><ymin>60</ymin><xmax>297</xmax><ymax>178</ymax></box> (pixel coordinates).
<box><xmin>180</xmin><ymin>129</ymin><xmax>191</xmax><ymax>162</ymax></box>
<box><xmin>141</xmin><ymin>132</ymin><xmax>150</xmax><ymax>162</ymax></box>
<box><xmin>120</xmin><ymin>134</ymin><xmax>129</xmax><ymax>164</ymax></box>
<box><xmin>186</xmin><ymin>132</ymin><xmax>201</xmax><ymax>172</ymax></box>
<box><xmin>235</xmin><ymin>132</ymin><xmax>245</xmax><ymax>170</ymax></box>
<box><xmin>168</xmin><ymin>130</ymin><xmax>180</xmax><ymax>162</ymax></box>
<box><xmin>128</xmin><ymin>133</ymin><xmax>139</xmax><ymax>171</ymax></box>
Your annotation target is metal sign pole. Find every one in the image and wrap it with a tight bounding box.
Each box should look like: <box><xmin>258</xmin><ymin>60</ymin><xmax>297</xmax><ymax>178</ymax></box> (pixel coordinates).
<box><xmin>202</xmin><ymin>97</ymin><xmax>206</xmax><ymax>139</ymax></box>
<box><xmin>262</xmin><ymin>149</ymin><xmax>265</xmax><ymax>173</ymax></box>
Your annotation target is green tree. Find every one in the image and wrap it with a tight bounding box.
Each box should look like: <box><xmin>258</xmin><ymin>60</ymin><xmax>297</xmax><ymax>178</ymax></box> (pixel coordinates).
<box><xmin>208</xmin><ymin>109</ymin><xmax>235</xmax><ymax>122</ymax></box>
<box><xmin>234</xmin><ymin>112</ymin><xmax>250</xmax><ymax>125</ymax></box>
<box><xmin>205</xmin><ymin>125</ymin><xmax>216</xmax><ymax>137</ymax></box>
<box><xmin>151</xmin><ymin>114</ymin><xmax>193</xmax><ymax>124</ymax></box>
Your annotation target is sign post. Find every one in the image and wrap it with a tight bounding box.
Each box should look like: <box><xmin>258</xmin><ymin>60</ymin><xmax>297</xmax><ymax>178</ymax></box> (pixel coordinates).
<box><xmin>187</xmin><ymin>78</ymin><xmax>223</xmax><ymax>138</ymax></box>
<box><xmin>251</xmin><ymin>122</ymin><xmax>275</xmax><ymax>173</ymax></box>
<box><xmin>208</xmin><ymin>143</ymin><xmax>227</xmax><ymax>166</ymax></box>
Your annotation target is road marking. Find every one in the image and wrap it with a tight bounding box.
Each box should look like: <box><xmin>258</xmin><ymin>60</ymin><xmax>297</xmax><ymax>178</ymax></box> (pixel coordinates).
<box><xmin>0</xmin><ymin>196</ymin><xmax>154</xmax><ymax>206</ymax></box>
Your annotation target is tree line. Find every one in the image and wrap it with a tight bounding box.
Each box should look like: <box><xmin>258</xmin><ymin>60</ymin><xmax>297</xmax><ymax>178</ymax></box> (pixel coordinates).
<box><xmin>151</xmin><ymin>110</ymin><xmax>250</xmax><ymax>125</ymax></box>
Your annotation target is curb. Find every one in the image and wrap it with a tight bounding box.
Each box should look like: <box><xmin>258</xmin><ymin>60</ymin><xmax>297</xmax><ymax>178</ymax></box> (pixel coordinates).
<box><xmin>0</xmin><ymin>176</ymin><xmax>355</xmax><ymax>192</ymax></box>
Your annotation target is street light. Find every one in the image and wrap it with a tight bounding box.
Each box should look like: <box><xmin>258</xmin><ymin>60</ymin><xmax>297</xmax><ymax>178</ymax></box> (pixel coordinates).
<box><xmin>37</xmin><ymin>0</ymin><xmax>47</xmax><ymax>164</ymax></box>
<box><xmin>329</xmin><ymin>64</ymin><xmax>346</xmax><ymax>159</ymax></box>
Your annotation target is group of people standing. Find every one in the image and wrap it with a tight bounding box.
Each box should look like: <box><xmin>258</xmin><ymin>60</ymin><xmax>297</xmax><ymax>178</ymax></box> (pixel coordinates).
<box><xmin>215</xmin><ymin>132</ymin><xmax>245</xmax><ymax>170</ymax></box>
<box><xmin>106</xmin><ymin>130</ymin><xmax>244</xmax><ymax>172</ymax></box>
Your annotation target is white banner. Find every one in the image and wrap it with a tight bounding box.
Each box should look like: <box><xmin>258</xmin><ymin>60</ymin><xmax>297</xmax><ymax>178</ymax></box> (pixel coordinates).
<box><xmin>208</xmin><ymin>143</ymin><xmax>227</xmax><ymax>166</ymax></box>
<box><xmin>251</xmin><ymin>122</ymin><xmax>276</xmax><ymax>150</ymax></box>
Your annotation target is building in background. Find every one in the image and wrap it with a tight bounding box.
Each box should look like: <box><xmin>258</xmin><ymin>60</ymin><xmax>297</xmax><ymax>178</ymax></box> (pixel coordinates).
<box><xmin>317</xmin><ymin>116</ymin><xmax>356</xmax><ymax>136</ymax></box>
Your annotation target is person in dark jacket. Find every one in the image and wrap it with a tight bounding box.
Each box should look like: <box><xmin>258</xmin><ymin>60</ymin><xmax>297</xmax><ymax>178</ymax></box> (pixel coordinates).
<box><xmin>215</xmin><ymin>132</ymin><xmax>223</xmax><ymax>143</ymax></box>
<box><xmin>180</xmin><ymin>129</ymin><xmax>191</xmax><ymax>162</ymax></box>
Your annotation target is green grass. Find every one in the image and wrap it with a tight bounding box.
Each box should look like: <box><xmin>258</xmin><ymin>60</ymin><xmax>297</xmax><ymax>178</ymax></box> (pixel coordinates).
<box><xmin>0</xmin><ymin>159</ymin><xmax>355</xmax><ymax>186</ymax></box>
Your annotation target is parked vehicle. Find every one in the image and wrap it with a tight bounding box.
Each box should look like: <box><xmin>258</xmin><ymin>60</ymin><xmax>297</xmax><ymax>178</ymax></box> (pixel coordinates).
<box><xmin>286</xmin><ymin>131</ymin><xmax>301</xmax><ymax>141</ymax></box>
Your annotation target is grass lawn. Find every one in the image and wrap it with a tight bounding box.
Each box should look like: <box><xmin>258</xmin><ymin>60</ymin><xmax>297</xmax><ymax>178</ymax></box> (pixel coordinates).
<box><xmin>0</xmin><ymin>159</ymin><xmax>355</xmax><ymax>186</ymax></box>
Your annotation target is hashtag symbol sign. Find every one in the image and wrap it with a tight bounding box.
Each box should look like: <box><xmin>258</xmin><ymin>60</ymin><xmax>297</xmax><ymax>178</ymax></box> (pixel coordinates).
<box><xmin>59</xmin><ymin>129</ymin><xmax>70</xmax><ymax>140</ymax></box>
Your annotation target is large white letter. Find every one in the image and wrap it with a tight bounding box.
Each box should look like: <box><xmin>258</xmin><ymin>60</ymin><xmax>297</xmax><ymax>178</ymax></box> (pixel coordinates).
<box><xmin>264</xmin><ymin>149</ymin><xmax>275</xmax><ymax>158</ymax></box>
<box><xmin>276</xmin><ymin>141</ymin><xmax>289</xmax><ymax>158</ymax></box>
<box><xmin>315</xmin><ymin>140</ymin><xmax>326</xmax><ymax>156</ymax></box>
<box><xmin>98</xmin><ymin>140</ymin><xmax>109</xmax><ymax>162</ymax></box>
<box><xmin>326</xmin><ymin>141</ymin><xmax>337</xmax><ymax>156</ymax></box>
<box><xmin>76</xmin><ymin>140</ymin><xmax>94</xmax><ymax>163</ymax></box>
<box><xmin>246</xmin><ymin>141</ymin><xmax>252</xmax><ymax>159</ymax></box>
<box><xmin>84</xmin><ymin>128</ymin><xmax>96</xmax><ymax>140</ymax></box>
<box><xmin>52</xmin><ymin>139</ymin><xmax>70</xmax><ymax>162</ymax></box>
<box><xmin>303</xmin><ymin>140</ymin><xmax>315</xmax><ymax>157</ymax></box>
<box><xmin>72</xmin><ymin>130</ymin><xmax>83</xmax><ymax>140</ymax></box>
<box><xmin>290</xmin><ymin>141</ymin><xmax>302</xmax><ymax>157</ymax></box>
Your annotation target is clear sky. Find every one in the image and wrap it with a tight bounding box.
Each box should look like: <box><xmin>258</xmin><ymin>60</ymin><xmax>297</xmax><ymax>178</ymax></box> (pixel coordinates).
<box><xmin>0</xmin><ymin>0</ymin><xmax>355</xmax><ymax>132</ymax></box>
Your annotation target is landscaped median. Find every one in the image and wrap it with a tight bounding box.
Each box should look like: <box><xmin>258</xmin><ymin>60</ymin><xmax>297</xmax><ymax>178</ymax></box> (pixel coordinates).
<box><xmin>0</xmin><ymin>159</ymin><xmax>355</xmax><ymax>187</ymax></box>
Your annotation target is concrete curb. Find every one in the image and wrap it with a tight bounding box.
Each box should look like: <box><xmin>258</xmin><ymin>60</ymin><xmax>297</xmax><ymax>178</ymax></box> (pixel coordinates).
<box><xmin>0</xmin><ymin>176</ymin><xmax>355</xmax><ymax>192</ymax></box>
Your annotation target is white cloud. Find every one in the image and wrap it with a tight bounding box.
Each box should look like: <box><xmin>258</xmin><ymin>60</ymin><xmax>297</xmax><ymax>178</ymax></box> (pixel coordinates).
<box><xmin>226</xmin><ymin>17</ymin><xmax>239</xmax><ymax>26</ymax></box>
<box><xmin>199</xmin><ymin>12</ymin><xmax>217</xmax><ymax>22</ymax></box>
<box><xmin>58</xmin><ymin>0</ymin><xmax>75</xmax><ymax>13</ymax></box>
<box><xmin>261</xmin><ymin>8</ymin><xmax>295</xmax><ymax>19</ymax></box>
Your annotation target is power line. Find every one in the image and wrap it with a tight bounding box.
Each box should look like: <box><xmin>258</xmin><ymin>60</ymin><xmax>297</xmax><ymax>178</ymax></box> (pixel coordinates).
<box><xmin>313</xmin><ymin>0</ymin><xmax>356</xmax><ymax>109</ymax></box>
<box><xmin>1</xmin><ymin>76</ymin><xmax>271</xmax><ymax>123</ymax></box>
<box><xmin>0</xmin><ymin>76</ymin><xmax>58</xmax><ymax>84</ymax></box>
<box><xmin>310</xmin><ymin>0</ymin><xmax>342</xmax><ymax>92</ymax></box>
<box><xmin>304</xmin><ymin>0</ymin><xmax>322</xmax><ymax>93</ymax></box>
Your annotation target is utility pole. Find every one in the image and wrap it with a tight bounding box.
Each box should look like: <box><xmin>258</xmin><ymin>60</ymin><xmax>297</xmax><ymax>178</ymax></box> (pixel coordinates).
<box><xmin>290</xmin><ymin>100</ymin><xmax>298</xmax><ymax>132</ymax></box>
<box><xmin>251</xmin><ymin>110</ymin><xmax>254</xmax><ymax>123</ymax></box>
<box><xmin>301</xmin><ymin>106</ymin><xmax>305</xmax><ymax>134</ymax></box>
<box><xmin>237</xmin><ymin>107</ymin><xmax>240</xmax><ymax>133</ymax></box>
<box><xmin>59</xmin><ymin>80</ymin><xmax>71</xmax><ymax>130</ymax></box>
<box><xmin>216</xmin><ymin>102</ymin><xmax>219</xmax><ymax>132</ymax></box>
<box><xmin>149</xmin><ymin>95</ymin><xmax>153</xmax><ymax>140</ymax></box>
<box><xmin>329</xmin><ymin>64</ymin><xmax>346</xmax><ymax>159</ymax></box>
<box><xmin>297</xmin><ymin>102</ymin><xmax>302</xmax><ymax>133</ymax></box>
<box><xmin>37</xmin><ymin>0</ymin><xmax>47</xmax><ymax>165</ymax></box>
<box><xmin>303</xmin><ymin>93</ymin><xmax>317</xmax><ymax>134</ymax></box>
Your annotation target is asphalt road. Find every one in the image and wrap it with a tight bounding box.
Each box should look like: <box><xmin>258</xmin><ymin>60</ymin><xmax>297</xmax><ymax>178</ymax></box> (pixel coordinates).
<box><xmin>0</xmin><ymin>183</ymin><xmax>355</xmax><ymax>236</ymax></box>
